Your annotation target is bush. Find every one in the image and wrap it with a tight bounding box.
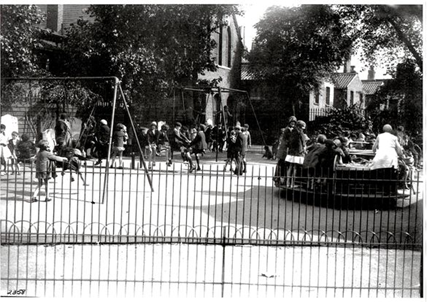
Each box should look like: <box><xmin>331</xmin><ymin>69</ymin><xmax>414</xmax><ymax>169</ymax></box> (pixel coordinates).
<box><xmin>310</xmin><ymin>104</ymin><xmax>371</xmax><ymax>138</ymax></box>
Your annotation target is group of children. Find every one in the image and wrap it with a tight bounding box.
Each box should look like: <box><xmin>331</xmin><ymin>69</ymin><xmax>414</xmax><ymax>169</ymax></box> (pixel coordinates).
<box><xmin>133</xmin><ymin>120</ymin><xmax>251</xmax><ymax>173</ymax></box>
<box><xmin>301</xmin><ymin>134</ymin><xmax>353</xmax><ymax>190</ymax></box>
<box><xmin>0</xmin><ymin>124</ymin><xmax>36</xmax><ymax>176</ymax></box>
<box><xmin>274</xmin><ymin>115</ymin><xmax>419</xmax><ymax>191</ymax></box>
<box><xmin>274</xmin><ymin>116</ymin><xmax>357</xmax><ymax>189</ymax></box>
<box><xmin>1</xmin><ymin>122</ymin><xmax>90</xmax><ymax>202</ymax></box>
<box><xmin>223</xmin><ymin>124</ymin><xmax>252</xmax><ymax>174</ymax></box>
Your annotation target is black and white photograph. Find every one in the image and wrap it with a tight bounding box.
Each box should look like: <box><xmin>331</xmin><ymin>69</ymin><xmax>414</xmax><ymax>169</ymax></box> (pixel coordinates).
<box><xmin>0</xmin><ymin>2</ymin><xmax>424</xmax><ymax>298</ymax></box>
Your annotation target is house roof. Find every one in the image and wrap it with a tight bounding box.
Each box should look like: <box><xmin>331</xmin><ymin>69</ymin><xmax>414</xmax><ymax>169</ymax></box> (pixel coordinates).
<box><xmin>331</xmin><ymin>73</ymin><xmax>357</xmax><ymax>89</ymax></box>
<box><xmin>241</xmin><ymin>64</ymin><xmax>267</xmax><ymax>81</ymax></box>
<box><xmin>362</xmin><ymin>80</ymin><xmax>384</xmax><ymax>95</ymax></box>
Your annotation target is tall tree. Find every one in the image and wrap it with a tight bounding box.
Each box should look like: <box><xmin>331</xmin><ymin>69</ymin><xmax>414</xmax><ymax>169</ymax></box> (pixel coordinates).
<box><xmin>61</xmin><ymin>5</ymin><xmax>242</xmax><ymax>111</ymax></box>
<box><xmin>1</xmin><ymin>5</ymin><xmax>53</xmax><ymax>115</ymax></box>
<box><xmin>0</xmin><ymin>5</ymin><xmax>47</xmax><ymax>78</ymax></box>
<box><xmin>336</xmin><ymin>5</ymin><xmax>423</xmax><ymax>73</ymax></box>
<box><xmin>367</xmin><ymin>59</ymin><xmax>422</xmax><ymax>136</ymax></box>
<box><xmin>246</xmin><ymin>5</ymin><xmax>353</xmax><ymax>117</ymax></box>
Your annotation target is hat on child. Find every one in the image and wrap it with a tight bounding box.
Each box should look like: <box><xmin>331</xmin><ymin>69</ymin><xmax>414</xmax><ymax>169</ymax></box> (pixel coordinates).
<box><xmin>100</xmin><ymin>119</ymin><xmax>107</xmax><ymax>125</ymax></box>
<box><xmin>333</xmin><ymin>139</ymin><xmax>342</xmax><ymax>147</ymax></box>
<box><xmin>288</xmin><ymin>116</ymin><xmax>297</xmax><ymax>123</ymax></box>
<box><xmin>316</xmin><ymin>134</ymin><xmax>327</xmax><ymax>144</ymax></box>
<box><xmin>297</xmin><ymin>120</ymin><xmax>306</xmax><ymax>128</ymax></box>
<box><xmin>37</xmin><ymin>140</ymin><xmax>50</xmax><ymax>150</ymax></box>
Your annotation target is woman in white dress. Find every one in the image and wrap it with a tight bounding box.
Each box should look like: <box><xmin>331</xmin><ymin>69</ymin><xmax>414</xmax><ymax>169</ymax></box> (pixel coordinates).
<box><xmin>370</xmin><ymin>124</ymin><xmax>403</xmax><ymax>170</ymax></box>
<box><xmin>370</xmin><ymin>124</ymin><xmax>404</xmax><ymax>195</ymax></box>
<box><xmin>0</xmin><ymin>124</ymin><xmax>12</xmax><ymax>175</ymax></box>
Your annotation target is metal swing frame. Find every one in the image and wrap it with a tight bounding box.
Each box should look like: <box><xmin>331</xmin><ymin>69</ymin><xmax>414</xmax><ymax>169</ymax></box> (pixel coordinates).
<box><xmin>173</xmin><ymin>85</ymin><xmax>267</xmax><ymax>162</ymax></box>
<box><xmin>2</xmin><ymin>76</ymin><xmax>154</xmax><ymax>197</ymax></box>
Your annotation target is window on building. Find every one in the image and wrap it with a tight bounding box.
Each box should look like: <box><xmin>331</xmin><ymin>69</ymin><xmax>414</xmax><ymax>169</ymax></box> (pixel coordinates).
<box><xmin>212</xmin><ymin>32</ymin><xmax>219</xmax><ymax>65</ymax></box>
<box><xmin>359</xmin><ymin>92</ymin><xmax>364</xmax><ymax>107</ymax></box>
<box><xmin>314</xmin><ymin>89</ymin><xmax>320</xmax><ymax>105</ymax></box>
<box><xmin>227</xmin><ymin>27</ymin><xmax>232</xmax><ymax>67</ymax></box>
<box><xmin>218</xmin><ymin>26</ymin><xmax>223</xmax><ymax>66</ymax></box>
<box><xmin>326</xmin><ymin>87</ymin><xmax>331</xmax><ymax>105</ymax></box>
<box><xmin>350</xmin><ymin>91</ymin><xmax>354</xmax><ymax>106</ymax></box>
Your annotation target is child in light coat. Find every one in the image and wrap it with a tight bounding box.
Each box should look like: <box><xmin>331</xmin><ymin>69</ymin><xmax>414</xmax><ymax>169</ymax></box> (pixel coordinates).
<box><xmin>0</xmin><ymin>124</ymin><xmax>12</xmax><ymax>176</ymax></box>
<box><xmin>8</xmin><ymin>131</ymin><xmax>21</xmax><ymax>175</ymax></box>
<box><xmin>31</xmin><ymin>140</ymin><xmax>68</xmax><ymax>202</ymax></box>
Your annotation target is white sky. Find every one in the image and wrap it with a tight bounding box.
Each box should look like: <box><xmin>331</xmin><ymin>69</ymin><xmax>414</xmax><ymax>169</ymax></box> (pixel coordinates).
<box><xmin>237</xmin><ymin>2</ymin><xmax>393</xmax><ymax>80</ymax></box>
<box><xmin>237</xmin><ymin>2</ymin><xmax>283</xmax><ymax>50</ymax></box>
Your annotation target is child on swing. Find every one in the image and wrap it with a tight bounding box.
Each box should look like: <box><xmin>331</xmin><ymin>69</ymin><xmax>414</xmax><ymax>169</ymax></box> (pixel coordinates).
<box><xmin>31</xmin><ymin>140</ymin><xmax>68</xmax><ymax>202</ymax></box>
<box><xmin>62</xmin><ymin>147</ymin><xmax>89</xmax><ymax>186</ymax></box>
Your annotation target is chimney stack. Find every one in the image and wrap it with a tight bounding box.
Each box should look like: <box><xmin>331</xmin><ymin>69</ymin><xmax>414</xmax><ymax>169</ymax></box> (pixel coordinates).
<box><xmin>343</xmin><ymin>57</ymin><xmax>351</xmax><ymax>73</ymax></box>
<box><xmin>46</xmin><ymin>5</ymin><xmax>64</xmax><ymax>32</ymax></box>
<box><xmin>368</xmin><ymin>66</ymin><xmax>375</xmax><ymax>80</ymax></box>
<box><xmin>240</xmin><ymin>26</ymin><xmax>245</xmax><ymax>45</ymax></box>
<box><xmin>350</xmin><ymin>66</ymin><xmax>356</xmax><ymax>73</ymax></box>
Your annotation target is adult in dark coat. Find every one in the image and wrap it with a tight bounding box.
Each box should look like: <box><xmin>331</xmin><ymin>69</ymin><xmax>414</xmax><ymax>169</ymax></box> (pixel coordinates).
<box><xmin>94</xmin><ymin>119</ymin><xmax>110</xmax><ymax>165</ymax></box>
<box><xmin>274</xmin><ymin>116</ymin><xmax>297</xmax><ymax>184</ymax></box>
<box><xmin>232</xmin><ymin>125</ymin><xmax>245</xmax><ymax>175</ymax></box>
<box><xmin>54</xmin><ymin>113</ymin><xmax>73</xmax><ymax>155</ymax></box>
<box><xmin>284</xmin><ymin>120</ymin><xmax>307</xmax><ymax>187</ymax></box>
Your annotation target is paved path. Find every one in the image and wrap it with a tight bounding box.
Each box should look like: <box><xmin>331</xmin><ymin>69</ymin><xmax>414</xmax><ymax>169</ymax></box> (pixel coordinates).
<box><xmin>1</xmin><ymin>243</ymin><xmax>421</xmax><ymax>298</ymax></box>
<box><xmin>0</xmin><ymin>148</ymin><xmax>423</xmax><ymax>245</ymax></box>
<box><xmin>0</xmin><ymin>148</ymin><xmax>423</xmax><ymax>298</ymax></box>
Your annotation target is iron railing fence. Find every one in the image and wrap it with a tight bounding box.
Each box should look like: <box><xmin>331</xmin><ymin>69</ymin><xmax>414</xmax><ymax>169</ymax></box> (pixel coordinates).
<box><xmin>309</xmin><ymin>107</ymin><xmax>332</xmax><ymax>121</ymax></box>
<box><xmin>0</xmin><ymin>161</ymin><xmax>423</xmax><ymax>297</ymax></box>
<box><xmin>308</xmin><ymin>107</ymin><xmax>366</xmax><ymax>122</ymax></box>
<box><xmin>1</xmin><ymin>162</ymin><xmax>422</xmax><ymax>246</ymax></box>
<box><xmin>1</xmin><ymin>243</ymin><xmax>421</xmax><ymax>298</ymax></box>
